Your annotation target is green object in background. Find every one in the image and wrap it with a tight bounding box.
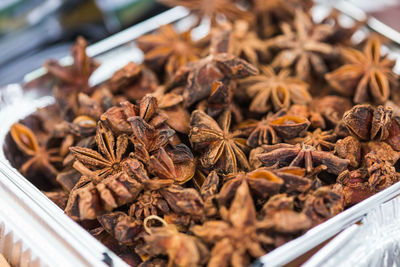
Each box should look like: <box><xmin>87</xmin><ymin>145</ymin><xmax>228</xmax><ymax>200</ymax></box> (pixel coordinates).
<box><xmin>0</xmin><ymin>0</ymin><xmax>45</xmax><ymax>35</ymax></box>
<box><xmin>95</xmin><ymin>0</ymin><xmax>156</xmax><ymax>32</ymax></box>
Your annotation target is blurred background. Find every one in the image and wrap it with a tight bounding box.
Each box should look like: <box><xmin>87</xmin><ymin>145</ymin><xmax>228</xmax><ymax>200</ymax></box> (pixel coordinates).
<box><xmin>0</xmin><ymin>0</ymin><xmax>168</xmax><ymax>86</ymax></box>
<box><xmin>0</xmin><ymin>0</ymin><xmax>399</xmax><ymax>86</ymax></box>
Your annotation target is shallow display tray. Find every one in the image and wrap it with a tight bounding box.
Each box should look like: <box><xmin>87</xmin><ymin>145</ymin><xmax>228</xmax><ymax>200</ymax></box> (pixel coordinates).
<box><xmin>0</xmin><ymin>2</ymin><xmax>400</xmax><ymax>267</ymax></box>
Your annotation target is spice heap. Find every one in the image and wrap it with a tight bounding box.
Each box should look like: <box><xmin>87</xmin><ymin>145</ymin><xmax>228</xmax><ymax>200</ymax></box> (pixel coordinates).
<box><xmin>6</xmin><ymin>0</ymin><xmax>400</xmax><ymax>266</ymax></box>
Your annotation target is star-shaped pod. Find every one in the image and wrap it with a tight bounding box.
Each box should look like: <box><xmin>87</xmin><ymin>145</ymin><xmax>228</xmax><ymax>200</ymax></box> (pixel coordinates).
<box><xmin>240</xmin><ymin>66</ymin><xmax>311</xmax><ymax>113</ymax></box>
<box><xmin>257</xmin><ymin>143</ymin><xmax>349</xmax><ymax>175</ymax></box>
<box><xmin>326</xmin><ymin>36</ymin><xmax>398</xmax><ymax>104</ymax></box>
<box><xmin>172</xmin><ymin>53</ymin><xmax>258</xmax><ymax>107</ymax></box>
<box><xmin>70</xmin><ymin>122</ymin><xmax>129</xmax><ymax>179</ymax></box>
<box><xmin>137</xmin><ymin>25</ymin><xmax>201</xmax><ymax>78</ymax></box>
<box><xmin>190</xmin><ymin>109</ymin><xmax>249</xmax><ymax>173</ymax></box>
<box><xmin>238</xmin><ymin>109</ymin><xmax>310</xmax><ymax>147</ymax></box>
<box><xmin>191</xmin><ymin>181</ymin><xmax>272</xmax><ymax>267</ymax></box>
<box><xmin>268</xmin><ymin>10</ymin><xmax>333</xmax><ymax>80</ymax></box>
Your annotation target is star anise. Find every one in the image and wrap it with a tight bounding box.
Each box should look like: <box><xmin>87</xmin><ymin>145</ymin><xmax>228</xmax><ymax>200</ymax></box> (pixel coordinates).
<box><xmin>334</xmin><ymin>136</ymin><xmax>362</xmax><ymax>168</ymax></box>
<box><xmin>257</xmin><ymin>143</ymin><xmax>349</xmax><ymax>175</ymax></box>
<box><xmin>98</xmin><ymin>211</ymin><xmax>142</xmax><ymax>245</ymax></box>
<box><xmin>152</xmin><ymin>86</ymin><xmax>191</xmax><ymax>133</ymax></box>
<box><xmin>171</xmin><ymin>53</ymin><xmax>258</xmax><ymax>107</ymax></box>
<box><xmin>308</xmin><ymin>95</ymin><xmax>353</xmax><ymax>129</ymax></box>
<box><xmin>191</xmin><ymin>181</ymin><xmax>271</xmax><ymax>267</ymax></box>
<box><xmin>337</xmin><ymin>169</ymin><xmax>372</xmax><ymax>207</ymax></box>
<box><xmin>137</xmin><ymin>25</ymin><xmax>201</xmax><ymax>78</ymax></box>
<box><xmin>159</xmin><ymin>0</ymin><xmax>252</xmax><ymax>25</ymax></box>
<box><xmin>259</xmin><ymin>195</ymin><xmax>311</xmax><ymax>239</ymax></box>
<box><xmin>189</xmin><ymin>109</ymin><xmax>249</xmax><ymax>173</ymax></box>
<box><xmin>218</xmin><ymin>168</ymin><xmax>284</xmax><ymax>208</ymax></box>
<box><xmin>128</xmin><ymin>117</ymin><xmax>175</xmax><ymax>164</ymax></box>
<box><xmin>124</xmin><ymin>157</ymin><xmax>203</xmax><ymax>220</ymax></box>
<box><xmin>199</xmin><ymin>171</ymin><xmax>220</xmax><ymax>217</ymax></box>
<box><xmin>44</xmin><ymin>38</ymin><xmax>99</xmax><ymax>119</ymax></box>
<box><xmin>10</xmin><ymin>123</ymin><xmax>62</xmax><ymax>182</ymax></box>
<box><xmin>129</xmin><ymin>190</ymin><xmax>169</xmax><ymax>220</ymax></box>
<box><xmin>325</xmin><ymin>36</ymin><xmax>398</xmax><ymax>104</ymax></box>
<box><xmin>44</xmin><ymin>190</ymin><xmax>69</xmax><ymax>210</ymax></box>
<box><xmin>288</xmin><ymin>129</ymin><xmax>337</xmax><ymax>151</ymax></box>
<box><xmin>44</xmin><ymin>37</ymin><xmax>98</xmax><ymax>94</ymax></box>
<box><xmin>365</xmin><ymin>156</ymin><xmax>400</xmax><ymax>192</ymax></box>
<box><xmin>238</xmin><ymin>109</ymin><xmax>310</xmax><ymax>147</ymax></box>
<box><xmin>240</xmin><ymin>66</ymin><xmax>311</xmax><ymax>113</ymax></box>
<box><xmin>211</xmin><ymin>20</ymin><xmax>268</xmax><ymax>65</ymax></box>
<box><xmin>70</xmin><ymin>122</ymin><xmax>129</xmax><ymax>179</ymax></box>
<box><xmin>251</xmin><ymin>0</ymin><xmax>313</xmax><ymax>37</ymax></box>
<box><xmin>65</xmin><ymin>170</ymin><xmax>143</xmax><ymax>220</ymax></box>
<box><xmin>303</xmin><ymin>186</ymin><xmax>343</xmax><ymax>226</ymax></box>
<box><xmin>268</xmin><ymin>10</ymin><xmax>333</xmax><ymax>80</ymax></box>
<box><xmin>137</xmin><ymin>216</ymin><xmax>209</xmax><ymax>267</ymax></box>
<box><xmin>107</xmin><ymin>62</ymin><xmax>158</xmax><ymax>101</ymax></box>
<box><xmin>342</xmin><ymin>105</ymin><xmax>400</xmax><ymax>148</ymax></box>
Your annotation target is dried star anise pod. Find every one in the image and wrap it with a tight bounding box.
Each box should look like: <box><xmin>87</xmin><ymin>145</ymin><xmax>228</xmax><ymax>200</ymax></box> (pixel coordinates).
<box><xmin>334</xmin><ymin>136</ymin><xmax>362</xmax><ymax>168</ymax></box>
<box><xmin>131</xmin><ymin>136</ymin><xmax>180</xmax><ymax>174</ymax></box>
<box><xmin>288</xmin><ymin>128</ymin><xmax>337</xmax><ymax>151</ymax></box>
<box><xmin>257</xmin><ymin>143</ymin><xmax>349</xmax><ymax>175</ymax></box>
<box><xmin>44</xmin><ymin>190</ymin><xmax>69</xmax><ymax>210</ymax></box>
<box><xmin>303</xmin><ymin>186</ymin><xmax>343</xmax><ymax>226</ymax></box>
<box><xmin>288</xmin><ymin>104</ymin><xmax>326</xmax><ymax>129</ymax></box>
<box><xmin>44</xmin><ymin>38</ymin><xmax>99</xmax><ymax>119</ymax></box>
<box><xmin>70</xmin><ymin>122</ymin><xmax>129</xmax><ymax>179</ymax></box>
<box><xmin>171</xmin><ymin>53</ymin><xmax>258</xmax><ymax>107</ymax></box>
<box><xmin>98</xmin><ymin>211</ymin><xmax>142</xmax><ymax>245</ymax></box>
<box><xmin>129</xmin><ymin>189</ymin><xmax>170</xmax><ymax>220</ymax></box>
<box><xmin>191</xmin><ymin>181</ymin><xmax>271</xmax><ymax>266</ymax></box>
<box><xmin>128</xmin><ymin>117</ymin><xmax>175</xmax><ymax>164</ymax></box>
<box><xmin>200</xmin><ymin>171</ymin><xmax>220</xmax><ymax>217</ymax></box>
<box><xmin>137</xmin><ymin>25</ymin><xmax>201</xmax><ymax>78</ymax></box>
<box><xmin>107</xmin><ymin>62</ymin><xmax>158</xmax><ymax>100</ymax></box>
<box><xmin>268</xmin><ymin>10</ymin><xmax>333</xmax><ymax>81</ymax></box>
<box><xmin>308</xmin><ymin>95</ymin><xmax>353</xmax><ymax>129</ymax></box>
<box><xmin>152</xmin><ymin>86</ymin><xmax>191</xmax><ymax>133</ymax></box>
<box><xmin>124</xmin><ymin>157</ymin><xmax>202</xmax><ymax>220</ymax></box>
<box><xmin>365</xmin><ymin>156</ymin><xmax>400</xmax><ymax>192</ymax></box>
<box><xmin>337</xmin><ymin>169</ymin><xmax>372</xmax><ymax>207</ymax></box>
<box><xmin>204</xmin><ymin>80</ymin><xmax>233</xmax><ymax>118</ymax></box>
<box><xmin>211</xmin><ymin>20</ymin><xmax>268</xmax><ymax>65</ymax></box>
<box><xmin>238</xmin><ymin>109</ymin><xmax>310</xmax><ymax>147</ymax></box>
<box><xmin>160</xmin><ymin>185</ymin><xmax>205</xmax><ymax>219</ymax></box>
<box><xmin>44</xmin><ymin>37</ymin><xmax>98</xmax><ymax>94</ymax></box>
<box><xmin>10</xmin><ymin>123</ymin><xmax>62</xmax><ymax>183</ymax></box>
<box><xmin>190</xmin><ymin>109</ymin><xmax>249</xmax><ymax>173</ymax></box>
<box><xmin>65</xmin><ymin>169</ymin><xmax>143</xmax><ymax>220</ymax></box>
<box><xmin>218</xmin><ymin>169</ymin><xmax>284</xmax><ymax>208</ymax></box>
<box><xmin>101</xmin><ymin>95</ymin><xmax>169</xmax><ymax>136</ymax></box>
<box><xmin>326</xmin><ymin>36</ymin><xmax>398</xmax><ymax>104</ymax></box>
<box><xmin>251</xmin><ymin>0</ymin><xmax>313</xmax><ymax>37</ymax></box>
<box><xmin>137</xmin><ymin>215</ymin><xmax>209</xmax><ymax>267</ymax></box>
<box><xmin>259</xmin><ymin>195</ymin><xmax>311</xmax><ymax>237</ymax></box>
<box><xmin>240</xmin><ymin>66</ymin><xmax>311</xmax><ymax>113</ymax></box>
<box><xmin>159</xmin><ymin>0</ymin><xmax>252</xmax><ymax>25</ymax></box>
<box><xmin>342</xmin><ymin>105</ymin><xmax>400</xmax><ymax>147</ymax></box>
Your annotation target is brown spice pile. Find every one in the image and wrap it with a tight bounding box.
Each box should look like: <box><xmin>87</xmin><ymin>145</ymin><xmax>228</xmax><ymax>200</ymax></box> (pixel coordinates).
<box><xmin>6</xmin><ymin>1</ymin><xmax>400</xmax><ymax>266</ymax></box>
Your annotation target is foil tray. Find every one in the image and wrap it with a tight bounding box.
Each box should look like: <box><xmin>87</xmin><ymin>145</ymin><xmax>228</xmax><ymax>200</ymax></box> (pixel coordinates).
<box><xmin>0</xmin><ymin>2</ymin><xmax>400</xmax><ymax>267</ymax></box>
<box><xmin>0</xmin><ymin>156</ymin><xmax>118</xmax><ymax>267</ymax></box>
<box><xmin>304</xmin><ymin>197</ymin><xmax>400</xmax><ymax>266</ymax></box>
